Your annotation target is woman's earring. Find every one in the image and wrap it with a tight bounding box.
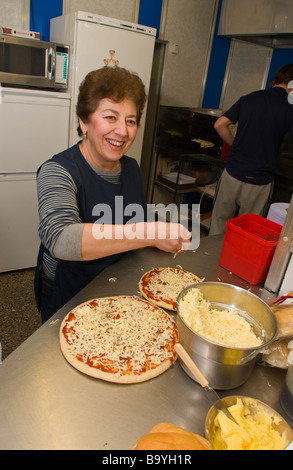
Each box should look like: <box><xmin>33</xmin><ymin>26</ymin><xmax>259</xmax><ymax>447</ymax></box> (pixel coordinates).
<box><xmin>82</xmin><ymin>132</ymin><xmax>87</xmax><ymax>140</ymax></box>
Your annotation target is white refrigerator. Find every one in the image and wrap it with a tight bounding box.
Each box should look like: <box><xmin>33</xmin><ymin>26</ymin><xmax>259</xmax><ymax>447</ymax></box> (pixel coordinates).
<box><xmin>50</xmin><ymin>11</ymin><xmax>156</xmax><ymax>164</ymax></box>
<box><xmin>0</xmin><ymin>87</ymin><xmax>70</xmax><ymax>272</ymax></box>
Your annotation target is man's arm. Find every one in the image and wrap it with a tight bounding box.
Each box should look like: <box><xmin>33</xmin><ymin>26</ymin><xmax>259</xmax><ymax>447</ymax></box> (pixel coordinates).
<box><xmin>214</xmin><ymin>116</ymin><xmax>235</xmax><ymax>147</ymax></box>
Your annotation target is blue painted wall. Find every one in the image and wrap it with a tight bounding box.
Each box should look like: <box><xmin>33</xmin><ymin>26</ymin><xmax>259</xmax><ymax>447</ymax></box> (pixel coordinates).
<box><xmin>202</xmin><ymin>0</ymin><xmax>230</xmax><ymax>109</ymax></box>
<box><xmin>29</xmin><ymin>0</ymin><xmax>62</xmax><ymax>41</ymax></box>
<box><xmin>267</xmin><ymin>49</ymin><xmax>293</xmax><ymax>88</ymax></box>
<box><xmin>138</xmin><ymin>0</ymin><xmax>163</xmax><ymax>38</ymax></box>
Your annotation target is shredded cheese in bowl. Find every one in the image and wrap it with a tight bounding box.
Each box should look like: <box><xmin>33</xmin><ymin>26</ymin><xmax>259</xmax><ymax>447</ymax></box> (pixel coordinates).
<box><xmin>178</xmin><ymin>288</ymin><xmax>263</xmax><ymax>348</ymax></box>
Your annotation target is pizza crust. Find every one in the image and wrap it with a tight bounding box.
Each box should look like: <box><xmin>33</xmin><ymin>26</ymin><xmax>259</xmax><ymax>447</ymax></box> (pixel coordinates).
<box><xmin>191</xmin><ymin>138</ymin><xmax>215</xmax><ymax>148</ymax></box>
<box><xmin>138</xmin><ymin>267</ymin><xmax>203</xmax><ymax>311</ymax></box>
<box><xmin>60</xmin><ymin>343</ymin><xmax>173</xmax><ymax>383</ymax></box>
<box><xmin>59</xmin><ymin>296</ymin><xmax>178</xmax><ymax>383</ymax></box>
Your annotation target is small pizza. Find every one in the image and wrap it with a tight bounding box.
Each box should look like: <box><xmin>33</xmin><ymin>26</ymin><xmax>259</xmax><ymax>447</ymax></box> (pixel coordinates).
<box><xmin>191</xmin><ymin>138</ymin><xmax>215</xmax><ymax>148</ymax></box>
<box><xmin>138</xmin><ymin>267</ymin><xmax>203</xmax><ymax>311</ymax></box>
<box><xmin>59</xmin><ymin>295</ymin><xmax>179</xmax><ymax>383</ymax></box>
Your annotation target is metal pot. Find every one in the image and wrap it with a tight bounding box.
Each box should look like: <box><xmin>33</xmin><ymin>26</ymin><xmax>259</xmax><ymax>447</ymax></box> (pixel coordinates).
<box><xmin>176</xmin><ymin>282</ymin><xmax>278</xmax><ymax>390</ymax></box>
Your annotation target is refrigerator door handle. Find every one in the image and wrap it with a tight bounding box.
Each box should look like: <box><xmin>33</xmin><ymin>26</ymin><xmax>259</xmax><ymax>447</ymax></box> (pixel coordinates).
<box><xmin>0</xmin><ymin>171</ymin><xmax>37</xmax><ymax>181</ymax></box>
<box><xmin>0</xmin><ymin>170</ymin><xmax>36</xmax><ymax>174</ymax></box>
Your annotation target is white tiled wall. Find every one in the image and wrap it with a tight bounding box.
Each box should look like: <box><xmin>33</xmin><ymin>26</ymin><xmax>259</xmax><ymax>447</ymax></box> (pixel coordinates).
<box><xmin>220</xmin><ymin>39</ymin><xmax>273</xmax><ymax>111</ymax></box>
<box><xmin>0</xmin><ymin>0</ymin><xmax>29</xmax><ymax>29</ymax></box>
<box><xmin>62</xmin><ymin>0</ymin><xmax>139</xmax><ymax>23</ymax></box>
<box><xmin>160</xmin><ymin>0</ymin><xmax>218</xmax><ymax>107</ymax></box>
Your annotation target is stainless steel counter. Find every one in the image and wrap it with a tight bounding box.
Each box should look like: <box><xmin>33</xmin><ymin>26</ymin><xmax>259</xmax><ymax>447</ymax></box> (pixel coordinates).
<box><xmin>0</xmin><ymin>235</ymin><xmax>292</xmax><ymax>450</ymax></box>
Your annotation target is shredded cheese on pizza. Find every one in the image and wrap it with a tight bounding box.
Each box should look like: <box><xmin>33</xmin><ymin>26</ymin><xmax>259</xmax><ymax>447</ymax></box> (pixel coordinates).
<box><xmin>139</xmin><ymin>268</ymin><xmax>203</xmax><ymax>309</ymax></box>
<box><xmin>61</xmin><ymin>296</ymin><xmax>178</xmax><ymax>378</ymax></box>
<box><xmin>191</xmin><ymin>138</ymin><xmax>215</xmax><ymax>148</ymax></box>
<box><xmin>179</xmin><ymin>288</ymin><xmax>263</xmax><ymax>348</ymax></box>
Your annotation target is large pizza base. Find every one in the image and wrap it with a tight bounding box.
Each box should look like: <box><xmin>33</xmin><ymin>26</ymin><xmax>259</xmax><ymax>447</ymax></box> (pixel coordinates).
<box><xmin>138</xmin><ymin>267</ymin><xmax>203</xmax><ymax>311</ymax></box>
<box><xmin>60</xmin><ymin>295</ymin><xmax>178</xmax><ymax>384</ymax></box>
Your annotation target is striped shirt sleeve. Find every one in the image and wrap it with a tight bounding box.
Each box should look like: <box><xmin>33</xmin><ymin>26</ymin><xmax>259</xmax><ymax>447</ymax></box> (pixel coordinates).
<box><xmin>37</xmin><ymin>161</ymin><xmax>84</xmax><ymax>258</ymax></box>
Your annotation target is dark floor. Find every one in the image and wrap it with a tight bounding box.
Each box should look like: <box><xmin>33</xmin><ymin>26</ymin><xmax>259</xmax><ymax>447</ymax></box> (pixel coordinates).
<box><xmin>0</xmin><ymin>268</ymin><xmax>42</xmax><ymax>360</ymax></box>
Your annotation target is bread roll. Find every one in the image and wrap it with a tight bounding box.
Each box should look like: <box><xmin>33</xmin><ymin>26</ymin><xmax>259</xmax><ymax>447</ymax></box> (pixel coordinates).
<box><xmin>272</xmin><ymin>306</ymin><xmax>293</xmax><ymax>339</ymax></box>
<box><xmin>134</xmin><ymin>422</ymin><xmax>212</xmax><ymax>450</ymax></box>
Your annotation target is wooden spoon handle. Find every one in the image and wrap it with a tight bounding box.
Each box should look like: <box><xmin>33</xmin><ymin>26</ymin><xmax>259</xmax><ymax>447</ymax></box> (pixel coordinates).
<box><xmin>175</xmin><ymin>343</ymin><xmax>209</xmax><ymax>388</ymax></box>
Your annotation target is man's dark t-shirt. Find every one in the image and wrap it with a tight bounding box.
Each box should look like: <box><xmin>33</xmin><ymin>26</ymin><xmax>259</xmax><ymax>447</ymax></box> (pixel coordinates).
<box><xmin>224</xmin><ymin>86</ymin><xmax>293</xmax><ymax>185</ymax></box>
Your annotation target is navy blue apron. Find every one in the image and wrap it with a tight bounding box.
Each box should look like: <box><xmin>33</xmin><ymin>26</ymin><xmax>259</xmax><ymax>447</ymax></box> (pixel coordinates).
<box><xmin>34</xmin><ymin>144</ymin><xmax>146</xmax><ymax>318</ymax></box>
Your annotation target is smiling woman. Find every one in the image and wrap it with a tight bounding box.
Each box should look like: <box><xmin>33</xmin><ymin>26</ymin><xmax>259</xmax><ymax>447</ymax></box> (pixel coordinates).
<box><xmin>76</xmin><ymin>68</ymin><xmax>146</xmax><ymax>170</ymax></box>
<box><xmin>79</xmin><ymin>98</ymin><xmax>138</xmax><ymax>170</ymax></box>
<box><xmin>34</xmin><ymin>66</ymin><xmax>191</xmax><ymax>323</ymax></box>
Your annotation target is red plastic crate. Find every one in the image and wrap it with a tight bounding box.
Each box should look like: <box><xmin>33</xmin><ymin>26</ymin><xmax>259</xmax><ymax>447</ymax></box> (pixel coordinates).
<box><xmin>219</xmin><ymin>213</ymin><xmax>282</xmax><ymax>284</ymax></box>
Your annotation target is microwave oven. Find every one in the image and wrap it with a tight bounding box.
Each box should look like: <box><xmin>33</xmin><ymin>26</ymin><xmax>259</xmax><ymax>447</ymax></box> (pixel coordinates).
<box><xmin>0</xmin><ymin>35</ymin><xmax>69</xmax><ymax>90</ymax></box>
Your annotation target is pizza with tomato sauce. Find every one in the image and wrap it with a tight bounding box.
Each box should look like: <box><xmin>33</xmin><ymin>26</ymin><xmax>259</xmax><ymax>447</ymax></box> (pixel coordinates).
<box><xmin>59</xmin><ymin>295</ymin><xmax>179</xmax><ymax>383</ymax></box>
<box><xmin>138</xmin><ymin>267</ymin><xmax>203</xmax><ymax>311</ymax></box>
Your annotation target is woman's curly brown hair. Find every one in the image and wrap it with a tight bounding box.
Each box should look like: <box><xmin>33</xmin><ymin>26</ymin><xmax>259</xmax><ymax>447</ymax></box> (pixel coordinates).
<box><xmin>76</xmin><ymin>66</ymin><xmax>147</xmax><ymax>137</ymax></box>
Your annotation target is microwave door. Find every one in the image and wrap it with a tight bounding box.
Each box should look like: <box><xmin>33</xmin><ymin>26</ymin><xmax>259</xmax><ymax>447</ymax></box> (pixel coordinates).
<box><xmin>0</xmin><ymin>36</ymin><xmax>56</xmax><ymax>89</ymax></box>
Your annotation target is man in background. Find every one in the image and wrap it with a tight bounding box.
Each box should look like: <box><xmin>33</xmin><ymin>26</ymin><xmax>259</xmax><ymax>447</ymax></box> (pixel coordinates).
<box><xmin>209</xmin><ymin>64</ymin><xmax>293</xmax><ymax>236</ymax></box>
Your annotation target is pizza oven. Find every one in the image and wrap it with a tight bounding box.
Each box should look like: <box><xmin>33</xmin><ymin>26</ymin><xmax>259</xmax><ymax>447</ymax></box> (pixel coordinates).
<box><xmin>156</xmin><ymin>105</ymin><xmax>224</xmax><ymax>159</ymax></box>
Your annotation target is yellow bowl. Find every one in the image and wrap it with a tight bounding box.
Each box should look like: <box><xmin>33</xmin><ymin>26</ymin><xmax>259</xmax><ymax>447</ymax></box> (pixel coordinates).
<box><xmin>205</xmin><ymin>395</ymin><xmax>293</xmax><ymax>450</ymax></box>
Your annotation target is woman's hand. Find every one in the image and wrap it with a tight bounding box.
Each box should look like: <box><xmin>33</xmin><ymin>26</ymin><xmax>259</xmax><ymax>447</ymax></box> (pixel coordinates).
<box><xmin>147</xmin><ymin>221</ymin><xmax>191</xmax><ymax>253</ymax></box>
<box><xmin>81</xmin><ymin>221</ymin><xmax>191</xmax><ymax>261</ymax></box>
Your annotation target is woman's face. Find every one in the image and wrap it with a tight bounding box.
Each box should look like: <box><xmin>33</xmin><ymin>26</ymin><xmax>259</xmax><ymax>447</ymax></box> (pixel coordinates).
<box><xmin>79</xmin><ymin>98</ymin><xmax>138</xmax><ymax>170</ymax></box>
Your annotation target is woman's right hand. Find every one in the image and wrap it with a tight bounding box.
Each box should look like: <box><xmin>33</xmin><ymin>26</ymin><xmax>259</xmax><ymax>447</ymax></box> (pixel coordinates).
<box><xmin>82</xmin><ymin>221</ymin><xmax>191</xmax><ymax>261</ymax></box>
<box><xmin>147</xmin><ymin>221</ymin><xmax>191</xmax><ymax>253</ymax></box>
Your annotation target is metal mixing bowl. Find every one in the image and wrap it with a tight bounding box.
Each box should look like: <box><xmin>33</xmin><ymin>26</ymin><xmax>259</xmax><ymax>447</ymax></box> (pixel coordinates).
<box><xmin>205</xmin><ymin>395</ymin><xmax>293</xmax><ymax>450</ymax></box>
<box><xmin>176</xmin><ymin>282</ymin><xmax>278</xmax><ymax>389</ymax></box>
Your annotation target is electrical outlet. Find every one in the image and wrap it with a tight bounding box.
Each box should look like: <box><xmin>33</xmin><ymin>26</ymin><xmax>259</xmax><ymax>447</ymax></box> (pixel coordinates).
<box><xmin>170</xmin><ymin>43</ymin><xmax>179</xmax><ymax>54</ymax></box>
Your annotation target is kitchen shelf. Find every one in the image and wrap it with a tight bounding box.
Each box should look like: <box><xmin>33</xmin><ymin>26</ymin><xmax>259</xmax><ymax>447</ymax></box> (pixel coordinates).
<box><xmin>151</xmin><ymin>148</ymin><xmax>225</xmax><ymax>231</ymax></box>
<box><xmin>148</xmin><ymin>106</ymin><xmax>227</xmax><ymax>232</ymax></box>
